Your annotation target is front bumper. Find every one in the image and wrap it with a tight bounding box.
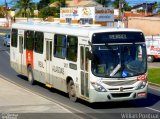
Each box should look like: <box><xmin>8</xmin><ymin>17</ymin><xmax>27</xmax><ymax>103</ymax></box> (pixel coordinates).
<box><xmin>89</xmin><ymin>85</ymin><xmax>148</xmax><ymax>103</ymax></box>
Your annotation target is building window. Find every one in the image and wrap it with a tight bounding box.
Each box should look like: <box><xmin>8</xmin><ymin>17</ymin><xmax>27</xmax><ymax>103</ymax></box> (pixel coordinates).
<box><xmin>66</xmin><ymin>18</ymin><xmax>72</xmax><ymax>24</ymax></box>
<box><xmin>67</xmin><ymin>36</ymin><xmax>78</xmax><ymax>62</ymax></box>
<box><xmin>54</xmin><ymin>34</ymin><xmax>66</xmax><ymax>59</ymax></box>
<box><xmin>25</xmin><ymin>30</ymin><xmax>34</xmax><ymax>50</ymax></box>
<box><xmin>34</xmin><ymin>32</ymin><xmax>44</xmax><ymax>54</ymax></box>
<box><xmin>11</xmin><ymin>29</ymin><xmax>18</xmax><ymax>47</ymax></box>
<box><xmin>80</xmin><ymin>18</ymin><xmax>93</xmax><ymax>24</ymax></box>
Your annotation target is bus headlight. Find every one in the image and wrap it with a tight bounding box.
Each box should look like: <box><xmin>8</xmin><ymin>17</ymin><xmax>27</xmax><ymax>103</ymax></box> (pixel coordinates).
<box><xmin>136</xmin><ymin>81</ymin><xmax>147</xmax><ymax>90</ymax></box>
<box><xmin>91</xmin><ymin>82</ymin><xmax>107</xmax><ymax>92</ymax></box>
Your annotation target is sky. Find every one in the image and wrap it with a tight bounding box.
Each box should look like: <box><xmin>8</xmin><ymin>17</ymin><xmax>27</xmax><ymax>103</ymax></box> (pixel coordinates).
<box><xmin>0</xmin><ymin>0</ymin><xmax>160</xmax><ymax>7</ymax></box>
<box><xmin>126</xmin><ymin>0</ymin><xmax>160</xmax><ymax>6</ymax></box>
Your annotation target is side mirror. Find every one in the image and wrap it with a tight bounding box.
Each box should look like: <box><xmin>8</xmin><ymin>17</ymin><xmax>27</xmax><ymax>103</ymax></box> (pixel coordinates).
<box><xmin>87</xmin><ymin>50</ymin><xmax>93</xmax><ymax>60</ymax></box>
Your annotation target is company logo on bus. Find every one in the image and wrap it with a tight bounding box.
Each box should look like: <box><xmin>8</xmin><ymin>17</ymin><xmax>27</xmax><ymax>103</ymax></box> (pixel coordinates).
<box><xmin>150</xmin><ymin>46</ymin><xmax>160</xmax><ymax>52</ymax></box>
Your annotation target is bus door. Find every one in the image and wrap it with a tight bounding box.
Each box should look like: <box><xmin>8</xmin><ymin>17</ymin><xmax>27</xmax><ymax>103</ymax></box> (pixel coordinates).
<box><xmin>80</xmin><ymin>46</ymin><xmax>89</xmax><ymax>98</ymax></box>
<box><xmin>18</xmin><ymin>35</ymin><xmax>24</xmax><ymax>73</ymax></box>
<box><xmin>45</xmin><ymin>40</ymin><xmax>52</xmax><ymax>84</ymax></box>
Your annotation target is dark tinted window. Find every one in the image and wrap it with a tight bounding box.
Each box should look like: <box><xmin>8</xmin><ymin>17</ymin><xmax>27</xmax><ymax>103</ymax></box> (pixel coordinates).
<box><xmin>11</xmin><ymin>29</ymin><xmax>18</xmax><ymax>47</ymax></box>
<box><xmin>54</xmin><ymin>34</ymin><xmax>66</xmax><ymax>59</ymax></box>
<box><xmin>34</xmin><ymin>32</ymin><xmax>44</xmax><ymax>54</ymax></box>
<box><xmin>67</xmin><ymin>36</ymin><xmax>78</xmax><ymax>62</ymax></box>
<box><xmin>25</xmin><ymin>31</ymin><xmax>34</xmax><ymax>50</ymax></box>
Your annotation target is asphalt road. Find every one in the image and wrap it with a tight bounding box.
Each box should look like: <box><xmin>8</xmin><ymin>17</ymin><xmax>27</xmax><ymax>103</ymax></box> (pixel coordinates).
<box><xmin>0</xmin><ymin>35</ymin><xmax>160</xmax><ymax>119</ymax></box>
<box><xmin>148</xmin><ymin>60</ymin><xmax>160</xmax><ymax>68</ymax></box>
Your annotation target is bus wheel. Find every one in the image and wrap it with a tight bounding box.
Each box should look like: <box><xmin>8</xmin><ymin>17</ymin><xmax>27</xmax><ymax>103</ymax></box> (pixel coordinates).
<box><xmin>68</xmin><ymin>80</ymin><xmax>77</xmax><ymax>102</ymax></box>
<box><xmin>147</xmin><ymin>56</ymin><xmax>154</xmax><ymax>62</ymax></box>
<box><xmin>28</xmin><ymin>66</ymin><xmax>35</xmax><ymax>85</ymax></box>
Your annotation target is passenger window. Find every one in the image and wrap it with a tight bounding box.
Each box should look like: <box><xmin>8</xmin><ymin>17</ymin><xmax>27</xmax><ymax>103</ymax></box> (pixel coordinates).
<box><xmin>25</xmin><ymin>30</ymin><xmax>34</xmax><ymax>50</ymax></box>
<box><xmin>67</xmin><ymin>36</ymin><xmax>78</xmax><ymax>62</ymax></box>
<box><xmin>54</xmin><ymin>34</ymin><xmax>66</xmax><ymax>59</ymax></box>
<box><xmin>11</xmin><ymin>29</ymin><xmax>18</xmax><ymax>47</ymax></box>
<box><xmin>34</xmin><ymin>32</ymin><xmax>44</xmax><ymax>54</ymax></box>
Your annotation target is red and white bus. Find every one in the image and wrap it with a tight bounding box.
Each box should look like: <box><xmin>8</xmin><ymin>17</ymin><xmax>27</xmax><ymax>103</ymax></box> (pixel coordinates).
<box><xmin>10</xmin><ymin>22</ymin><xmax>148</xmax><ymax>102</ymax></box>
<box><xmin>145</xmin><ymin>36</ymin><xmax>160</xmax><ymax>62</ymax></box>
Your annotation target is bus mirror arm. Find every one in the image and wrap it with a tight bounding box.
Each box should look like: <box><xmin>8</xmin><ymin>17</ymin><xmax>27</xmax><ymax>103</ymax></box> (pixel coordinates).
<box><xmin>87</xmin><ymin>51</ymin><xmax>93</xmax><ymax>60</ymax></box>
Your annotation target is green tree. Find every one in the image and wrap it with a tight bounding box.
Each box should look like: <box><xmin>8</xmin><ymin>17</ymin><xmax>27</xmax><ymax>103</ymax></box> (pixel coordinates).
<box><xmin>39</xmin><ymin>7</ymin><xmax>59</xmax><ymax>19</ymax></box>
<box><xmin>153</xmin><ymin>2</ymin><xmax>160</xmax><ymax>13</ymax></box>
<box><xmin>123</xmin><ymin>2</ymin><xmax>132</xmax><ymax>11</ymax></box>
<box><xmin>37</xmin><ymin>0</ymin><xmax>50</xmax><ymax>10</ymax></box>
<box><xmin>113</xmin><ymin>0</ymin><xmax>119</xmax><ymax>8</ymax></box>
<box><xmin>38</xmin><ymin>0</ymin><xmax>65</xmax><ymax>9</ymax></box>
<box><xmin>96</xmin><ymin>0</ymin><xmax>108</xmax><ymax>7</ymax></box>
<box><xmin>12</xmin><ymin>0</ymin><xmax>35</xmax><ymax>17</ymax></box>
<box><xmin>60</xmin><ymin>0</ymin><xmax>66</xmax><ymax>7</ymax></box>
<box><xmin>0</xmin><ymin>6</ymin><xmax>5</xmax><ymax>18</ymax></box>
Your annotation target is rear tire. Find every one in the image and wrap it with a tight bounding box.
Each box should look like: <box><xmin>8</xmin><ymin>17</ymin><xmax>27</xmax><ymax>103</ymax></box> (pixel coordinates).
<box><xmin>68</xmin><ymin>80</ymin><xmax>77</xmax><ymax>102</ymax></box>
<box><xmin>28</xmin><ymin>66</ymin><xmax>35</xmax><ymax>85</ymax></box>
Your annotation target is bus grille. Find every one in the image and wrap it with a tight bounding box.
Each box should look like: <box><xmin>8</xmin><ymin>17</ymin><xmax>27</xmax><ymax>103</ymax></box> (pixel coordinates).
<box><xmin>102</xmin><ymin>80</ymin><xmax>137</xmax><ymax>86</ymax></box>
<box><xmin>111</xmin><ymin>93</ymin><xmax>131</xmax><ymax>98</ymax></box>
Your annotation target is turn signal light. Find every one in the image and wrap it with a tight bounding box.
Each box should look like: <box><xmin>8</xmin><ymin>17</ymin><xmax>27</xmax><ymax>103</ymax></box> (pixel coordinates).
<box><xmin>137</xmin><ymin>74</ymin><xmax>147</xmax><ymax>81</ymax></box>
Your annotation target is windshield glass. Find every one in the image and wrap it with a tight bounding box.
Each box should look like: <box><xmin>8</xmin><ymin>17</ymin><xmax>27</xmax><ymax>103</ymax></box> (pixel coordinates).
<box><xmin>91</xmin><ymin>44</ymin><xmax>147</xmax><ymax>78</ymax></box>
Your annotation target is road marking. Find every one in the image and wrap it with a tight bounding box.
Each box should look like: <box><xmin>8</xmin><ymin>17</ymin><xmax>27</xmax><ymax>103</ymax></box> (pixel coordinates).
<box><xmin>145</xmin><ymin>107</ymin><xmax>160</xmax><ymax>113</ymax></box>
<box><xmin>0</xmin><ymin>74</ymin><xmax>97</xmax><ymax>119</ymax></box>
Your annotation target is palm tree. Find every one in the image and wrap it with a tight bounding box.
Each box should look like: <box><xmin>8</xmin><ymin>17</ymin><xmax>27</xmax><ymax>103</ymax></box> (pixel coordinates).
<box><xmin>12</xmin><ymin>0</ymin><xmax>35</xmax><ymax>17</ymax></box>
<box><xmin>0</xmin><ymin>6</ymin><xmax>6</xmax><ymax>18</ymax></box>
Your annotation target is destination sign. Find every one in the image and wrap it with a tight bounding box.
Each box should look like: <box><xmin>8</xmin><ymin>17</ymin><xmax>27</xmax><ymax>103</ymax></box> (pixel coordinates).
<box><xmin>109</xmin><ymin>34</ymin><xmax>127</xmax><ymax>40</ymax></box>
<box><xmin>92</xmin><ymin>32</ymin><xmax>145</xmax><ymax>44</ymax></box>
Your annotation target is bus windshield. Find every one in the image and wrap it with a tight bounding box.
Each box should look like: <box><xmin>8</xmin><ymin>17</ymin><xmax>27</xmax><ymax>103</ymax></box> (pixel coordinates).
<box><xmin>91</xmin><ymin>44</ymin><xmax>147</xmax><ymax>78</ymax></box>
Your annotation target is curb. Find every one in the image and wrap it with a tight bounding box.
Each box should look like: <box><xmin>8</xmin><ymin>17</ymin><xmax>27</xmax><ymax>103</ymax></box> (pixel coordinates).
<box><xmin>149</xmin><ymin>82</ymin><xmax>160</xmax><ymax>88</ymax></box>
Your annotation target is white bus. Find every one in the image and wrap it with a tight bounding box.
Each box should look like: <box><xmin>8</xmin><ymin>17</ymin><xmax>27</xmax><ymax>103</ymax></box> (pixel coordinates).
<box><xmin>145</xmin><ymin>36</ymin><xmax>160</xmax><ymax>62</ymax></box>
<box><xmin>10</xmin><ymin>22</ymin><xmax>148</xmax><ymax>103</ymax></box>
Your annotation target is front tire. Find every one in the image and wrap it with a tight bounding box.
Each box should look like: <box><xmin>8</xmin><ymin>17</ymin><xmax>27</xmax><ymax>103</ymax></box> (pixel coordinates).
<box><xmin>68</xmin><ymin>80</ymin><xmax>77</xmax><ymax>102</ymax></box>
<box><xmin>28</xmin><ymin>66</ymin><xmax>35</xmax><ymax>85</ymax></box>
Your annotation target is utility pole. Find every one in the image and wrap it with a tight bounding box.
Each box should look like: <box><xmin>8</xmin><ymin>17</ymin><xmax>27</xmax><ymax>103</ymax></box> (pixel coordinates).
<box><xmin>4</xmin><ymin>0</ymin><xmax>9</xmax><ymax>27</ymax></box>
<box><xmin>119</xmin><ymin>0</ymin><xmax>125</xmax><ymax>21</ymax></box>
<box><xmin>145</xmin><ymin>2</ymin><xmax>147</xmax><ymax>16</ymax></box>
<box><xmin>119</xmin><ymin>0</ymin><xmax>122</xmax><ymax>21</ymax></box>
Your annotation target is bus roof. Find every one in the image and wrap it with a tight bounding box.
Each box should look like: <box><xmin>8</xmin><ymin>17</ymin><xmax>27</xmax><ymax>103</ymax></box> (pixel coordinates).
<box><xmin>12</xmin><ymin>22</ymin><xmax>143</xmax><ymax>37</ymax></box>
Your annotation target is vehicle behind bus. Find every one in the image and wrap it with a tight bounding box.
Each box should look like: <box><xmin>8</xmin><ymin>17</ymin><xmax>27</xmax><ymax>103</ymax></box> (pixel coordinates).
<box><xmin>145</xmin><ymin>36</ymin><xmax>160</xmax><ymax>62</ymax></box>
<box><xmin>10</xmin><ymin>22</ymin><xmax>148</xmax><ymax>103</ymax></box>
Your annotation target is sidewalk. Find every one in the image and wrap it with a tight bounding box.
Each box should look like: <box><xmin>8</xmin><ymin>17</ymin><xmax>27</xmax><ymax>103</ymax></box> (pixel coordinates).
<box><xmin>0</xmin><ymin>77</ymin><xmax>71</xmax><ymax>113</ymax></box>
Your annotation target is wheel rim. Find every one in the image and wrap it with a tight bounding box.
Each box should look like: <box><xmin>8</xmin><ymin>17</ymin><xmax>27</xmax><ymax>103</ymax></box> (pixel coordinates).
<box><xmin>69</xmin><ymin>85</ymin><xmax>76</xmax><ymax>97</ymax></box>
<box><xmin>68</xmin><ymin>82</ymin><xmax>77</xmax><ymax>101</ymax></box>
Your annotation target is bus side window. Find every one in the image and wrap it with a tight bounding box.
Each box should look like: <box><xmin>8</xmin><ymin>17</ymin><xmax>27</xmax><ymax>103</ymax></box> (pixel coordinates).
<box><xmin>54</xmin><ymin>34</ymin><xmax>66</xmax><ymax>59</ymax></box>
<box><xmin>25</xmin><ymin>30</ymin><xmax>34</xmax><ymax>51</ymax></box>
<box><xmin>80</xmin><ymin>46</ymin><xmax>84</xmax><ymax>70</ymax></box>
<box><xmin>66</xmin><ymin>36</ymin><xmax>78</xmax><ymax>62</ymax></box>
<box><xmin>34</xmin><ymin>32</ymin><xmax>44</xmax><ymax>54</ymax></box>
<box><xmin>85</xmin><ymin>47</ymin><xmax>89</xmax><ymax>71</ymax></box>
<box><xmin>11</xmin><ymin>29</ymin><xmax>18</xmax><ymax>47</ymax></box>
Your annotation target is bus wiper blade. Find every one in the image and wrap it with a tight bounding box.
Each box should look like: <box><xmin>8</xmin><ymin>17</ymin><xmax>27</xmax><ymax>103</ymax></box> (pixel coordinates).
<box><xmin>110</xmin><ymin>64</ymin><xmax>121</xmax><ymax>77</ymax></box>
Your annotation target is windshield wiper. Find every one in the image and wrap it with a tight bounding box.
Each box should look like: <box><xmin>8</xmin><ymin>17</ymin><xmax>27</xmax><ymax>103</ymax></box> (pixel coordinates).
<box><xmin>109</xmin><ymin>64</ymin><xmax>121</xmax><ymax>77</ymax></box>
